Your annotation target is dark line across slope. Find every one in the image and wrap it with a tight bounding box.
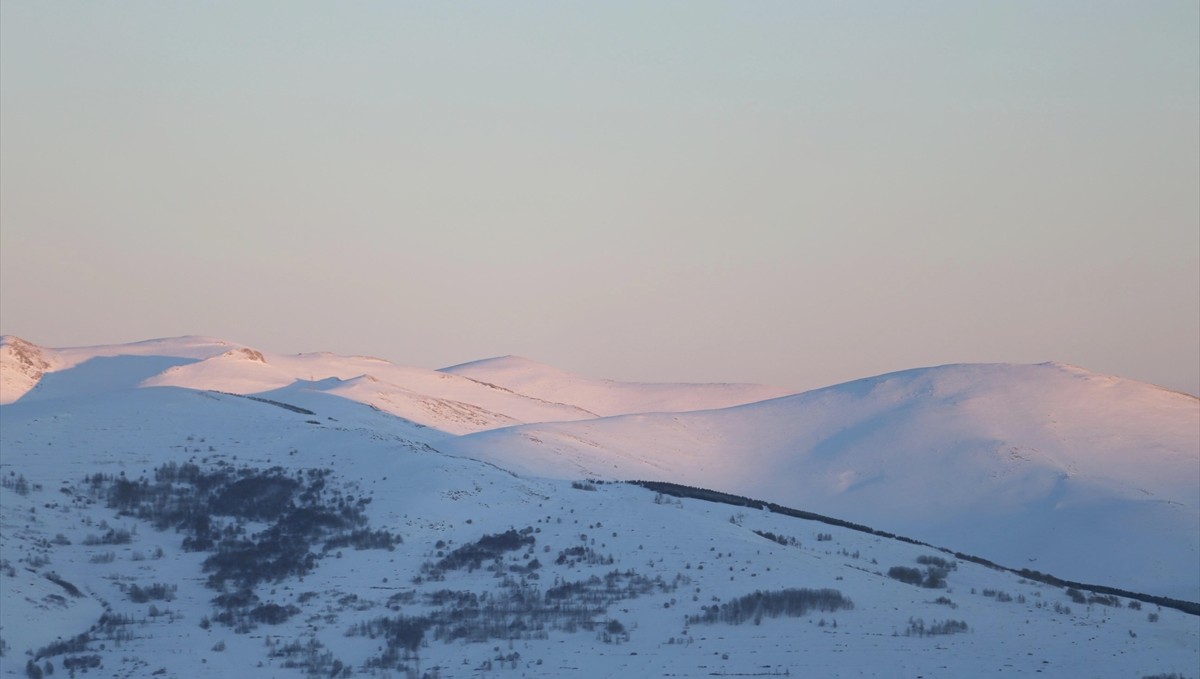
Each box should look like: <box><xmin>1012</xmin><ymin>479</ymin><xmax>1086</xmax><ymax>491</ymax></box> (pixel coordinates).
<box><xmin>626</xmin><ymin>479</ymin><xmax>1200</xmax><ymax>617</ymax></box>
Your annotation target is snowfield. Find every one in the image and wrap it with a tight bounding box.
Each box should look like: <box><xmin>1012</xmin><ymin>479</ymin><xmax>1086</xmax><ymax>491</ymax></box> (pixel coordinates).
<box><xmin>1</xmin><ymin>336</ymin><xmax>1196</xmax><ymax>678</ymax></box>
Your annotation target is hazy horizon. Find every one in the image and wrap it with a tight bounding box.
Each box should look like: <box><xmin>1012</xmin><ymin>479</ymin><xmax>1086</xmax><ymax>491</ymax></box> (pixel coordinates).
<box><xmin>2</xmin><ymin>2</ymin><xmax>1197</xmax><ymax>396</ymax></box>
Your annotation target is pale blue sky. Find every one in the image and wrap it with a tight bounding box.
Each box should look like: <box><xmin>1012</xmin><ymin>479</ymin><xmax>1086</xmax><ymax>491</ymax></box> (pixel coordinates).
<box><xmin>2</xmin><ymin>2</ymin><xmax>1198</xmax><ymax>394</ymax></box>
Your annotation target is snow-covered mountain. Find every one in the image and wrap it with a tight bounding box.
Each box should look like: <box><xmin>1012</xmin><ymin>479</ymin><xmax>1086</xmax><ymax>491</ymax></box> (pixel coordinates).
<box><xmin>442</xmin><ymin>361</ymin><xmax>1200</xmax><ymax>602</ymax></box>
<box><xmin>1</xmin><ymin>336</ymin><xmax>1197</xmax><ymax>678</ymax></box>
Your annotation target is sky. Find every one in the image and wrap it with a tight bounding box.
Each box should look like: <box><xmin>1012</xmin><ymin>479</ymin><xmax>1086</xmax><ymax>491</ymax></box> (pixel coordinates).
<box><xmin>2</xmin><ymin>2</ymin><xmax>1198</xmax><ymax>395</ymax></box>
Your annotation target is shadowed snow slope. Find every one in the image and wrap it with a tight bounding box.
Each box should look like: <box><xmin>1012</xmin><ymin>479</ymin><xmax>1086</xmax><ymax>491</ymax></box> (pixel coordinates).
<box><xmin>440</xmin><ymin>362</ymin><xmax>1200</xmax><ymax>601</ymax></box>
<box><xmin>1</xmin><ymin>335</ymin><xmax>235</xmax><ymax>403</ymax></box>
<box><xmin>440</xmin><ymin>354</ymin><xmax>794</xmax><ymax>416</ymax></box>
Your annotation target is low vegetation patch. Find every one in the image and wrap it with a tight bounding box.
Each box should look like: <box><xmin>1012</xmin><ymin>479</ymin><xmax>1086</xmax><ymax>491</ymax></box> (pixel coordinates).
<box><xmin>127</xmin><ymin>583</ymin><xmax>176</xmax><ymax>603</ymax></box>
<box><xmin>354</xmin><ymin>569</ymin><xmax>688</xmax><ymax>671</ymax></box>
<box><xmin>888</xmin><ymin>558</ymin><xmax>951</xmax><ymax>588</ymax></box>
<box><xmin>84</xmin><ymin>461</ymin><xmax>401</xmax><ymax>631</ymax></box>
<box><xmin>903</xmin><ymin>618</ymin><xmax>969</xmax><ymax>637</ymax></box>
<box><xmin>753</xmin><ymin>530</ymin><xmax>800</xmax><ymax>547</ymax></box>
<box><xmin>424</xmin><ymin>528</ymin><xmax>536</xmax><ymax>576</ymax></box>
<box><xmin>686</xmin><ymin>588</ymin><xmax>853</xmax><ymax>626</ymax></box>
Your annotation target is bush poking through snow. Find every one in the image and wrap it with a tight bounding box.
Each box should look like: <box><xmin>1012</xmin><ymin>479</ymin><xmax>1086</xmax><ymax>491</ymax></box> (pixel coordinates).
<box><xmin>887</xmin><ymin>566</ymin><xmax>923</xmax><ymax>586</ymax></box>
<box><xmin>686</xmin><ymin>589</ymin><xmax>853</xmax><ymax>626</ymax></box>
<box><xmin>426</xmin><ymin>528</ymin><xmax>536</xmax><ymax>574</ymax></box>
<box><xmin>903</xmin><ymin>618</ymin><xmax>969</xmax><ymax>637</ymax></box>
<box><xmin>127</xmin><ymin>583</ymin><xmax>176</xmax><ymax>603</ymax></box>
<box><xmin>889</xmin><ymin>560</ymin><xmax>951</xmax><ymax>588</ymax></box>
<box><xmin>916</xmin><ymin>555</ymin><xmax>957</xmax><ymax>570</ymax></box>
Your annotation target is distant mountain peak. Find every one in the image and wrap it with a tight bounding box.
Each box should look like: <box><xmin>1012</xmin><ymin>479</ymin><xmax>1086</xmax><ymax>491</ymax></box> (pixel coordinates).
<box><xmin>218</xmin><ymin>347</ymin><xmax>267</xmax><ymax>363</ymax></box>
<box><xmin>0</xmin><ymin>336</ymin><xmax>54</xmax><ymax>403</ymax></box>
<box><xmin>1</xmin><ymin>335</ymin><xmax>48</xmax><ymax>364</ymax></box>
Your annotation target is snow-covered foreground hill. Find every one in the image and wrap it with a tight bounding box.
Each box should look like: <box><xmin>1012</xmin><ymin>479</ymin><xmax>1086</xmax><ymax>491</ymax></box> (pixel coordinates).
<box><xmin>1</xmin><ymin>382</ymin><xmax>1196</xmax><ymax>678</ymax></box>
<box><xmin>1</xmin><ymin>335</ymin><xmax>1197</xmax><ymax>677</ymax></box>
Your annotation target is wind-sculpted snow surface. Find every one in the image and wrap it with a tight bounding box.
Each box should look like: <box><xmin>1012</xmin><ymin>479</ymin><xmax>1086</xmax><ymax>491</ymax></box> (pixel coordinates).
<box><xmin>440</xmin><ymin>354</ymin><xmax>794</xmax><ymax>416</ymax></box>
